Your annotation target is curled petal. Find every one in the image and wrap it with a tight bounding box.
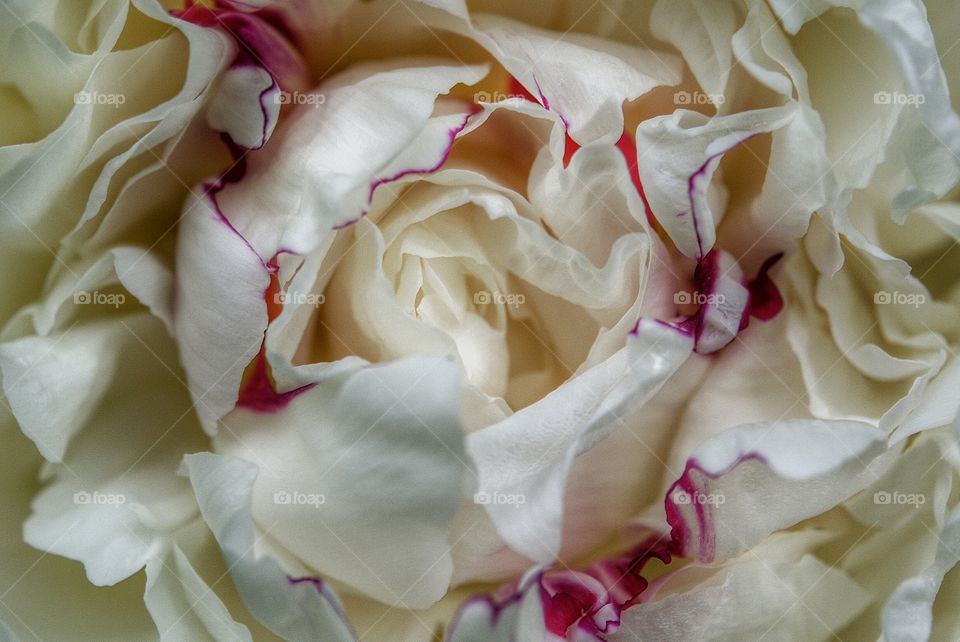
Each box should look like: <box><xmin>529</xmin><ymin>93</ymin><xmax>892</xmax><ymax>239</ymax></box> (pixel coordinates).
<box><xmin>665</xmin><ymin>419</ymin><xmax>889</xmax><ymax>562</ymax></box>
<box><xmin>206</xmin><ymin>64</ymin><xmax>280</xmax><ymax>150</ymax></box>
<box><xmin>213</xmin><ymin>356</ymin><xmax>469</xmax><ymax>608</ymax></box>
<box><xmin>468</xmin><ymin>319</ymin><xmax>693</xmax><ymax>562</ymax></box>
<box><xmin>181</xmin><ymin>453</ymin><xmax>355</xmax><ymax>641</ymax></box>
<box><xmin>635</xmin><ymin>106</ymin><xmax>796</xmax><ymax>259</ymax></box>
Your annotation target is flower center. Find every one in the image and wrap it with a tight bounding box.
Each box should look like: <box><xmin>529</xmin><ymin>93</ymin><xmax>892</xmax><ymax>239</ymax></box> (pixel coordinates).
<box><xmin>300</xmin><ymin>189</ymin><xmax>637</xmax><ymax>416</ymax></box>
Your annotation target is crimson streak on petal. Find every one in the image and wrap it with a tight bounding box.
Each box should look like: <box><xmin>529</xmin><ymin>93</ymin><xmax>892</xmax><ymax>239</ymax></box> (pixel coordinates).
<box><xmin>447</xmin><ymin>537</ymin><xmax>672</xmax><ymax>641</ymax></box>
<box><xmin>333</xmin><ymin>108</ymin><xmax>480</xmax><ymax>230</ymax></box>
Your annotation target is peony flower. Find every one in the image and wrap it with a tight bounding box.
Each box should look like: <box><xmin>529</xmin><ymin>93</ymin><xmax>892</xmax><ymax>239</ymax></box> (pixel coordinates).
<box><xmin>2</xmin><ymin>0</ymin><xmax>960</xmax><ymax>640</ymax></box>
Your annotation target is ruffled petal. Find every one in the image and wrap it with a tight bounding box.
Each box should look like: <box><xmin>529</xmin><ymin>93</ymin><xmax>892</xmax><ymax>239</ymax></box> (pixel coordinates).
<box><xmin>144</xmin><ymin>542</ymin><xmax>253</xmax><ymax>642</ymax></box>
<box><xmin>468</xmin><ymin>319</ymin><xmax>692</xmax><ymax>562</ymax></box>
<box><xmin>181</xmin><ymin>453</ymin><xmax>355</xmax><ymax>641</ymax></box>
<box><xmin>635</xmin><ymin>106</ymin><xmax>795</xmax><ymax>259</ymax></box>
<box><xmin>215</xmin><ymin>63</ymin><xmax>487</xmax><ymax>254</ymax></box>
<box><xmin>650</xmin><ymin>0</ymin><xmax>737</xmax><ymax>99</ymax></box>
<box><xmin>174</xmin><ymin>187</ymin><xmax>271</xmax><ymax>435</ymax></box>
<box><xmin>20</xmin><ymin>314</ymin><xmax>207</xmax><ymax>586</ymax></box>
<box><xmin>0</xmin><ymin>321</ymin><xmax>123</xmax><ymax>462</ymax></box>
<box><xmin>0</xmin><ymin>416</ymin><xmax>156</xmax><ymax>640</ymax></box>
<box><xmin>416</xmin><ymin>4</ymin><xmax>681</xmax><ymax>143</ymax></box>
<box><xmin>665</xmin><ymin>419</ymin><xmax>889</xmax><ymax>562</ymax></box>
<box><xmin>616</xmin><ymin>534</ymin><xmax>871</xmax><ymax>641</ymax></box>
<box><xmin>205</xmin><ymin>64</ymin><xmax>279</xmax><ymax>150</ymax></box>
<box><xmin>469</xmin><ymin>15</ymin><xmax>682</xmax><ymax>144</ymax></box>
<box><xmin>446</xmin><ymin>568</ymin><xmax>546</xmax><ymax>642</ymax></box>
<box><xmin>212</xmin><ymin>356</ymin><xmax>469</xmax><ymax>608</ymax></box>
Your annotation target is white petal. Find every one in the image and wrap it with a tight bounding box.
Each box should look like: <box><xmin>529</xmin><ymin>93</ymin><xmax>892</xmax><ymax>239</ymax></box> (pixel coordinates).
<box><xmin>0</xmin><ymin>321</ymin><xmax>122</xmax><ymax>462</ymax></box>
<box><xmin>782</xmin><ymin>0</ymin><xmax>934</xmax><ymax>222</ymax></box>
<box><xmin>663</xmin><ymin>313</ymin><xmax>808</xmax><ymax>476</ymax></box>
<box><xmin>833</xmin><ymin>431</ymin><xmax>956</xmax><ymax>640</ymax></box>
<box><xmin>855</xmin><ymin>0</ymin><xmax>960</xmax><ymax>160</ymax></box>
<box><xmin>144</xmin><ymin>543</ymin><xmax>253</xmax><ymax>642</ymax></box>
<box><xmin>213</xmin><ymin>356</ymin><xmax>469</xmax><ymax>608</ymax></box>
<box><xmin>21</xmin><ymin>314</ymin><xmax>207</xmax><ymax>586</ymax></box>
<box><xmin>731</xmin><ymin>0</ymin><xmax>808</xmax><ymax>99</ymax></box>
<box><xmin>527</xmin><ymin>137</ymin><xmax>647</xmax><ymax>268</ymax></box>
<box><xmin>181</xmin><ymin>453</ymin><xmax>355</xmax><ymax>641</ymax></box>
<box><xmin>0</xmin><ymin>355</ymin><xmax>157</xmax><ymax>642</ymax></box>
<box><xmin>615</xmin><ymin>541</ymin><xmax>870</xmax><ymax>641</ymax></box>
<box><xmin>896</xmin><ymin>358</ymin><xmax>960</xmax><ymax>439</ymax></box>
<box><xmin>650</xmin><ymin>0</ymin><xmax>737</xmax><ymax>99</ymax></box>
<box><xmin>733</xmin><ymin>103</ymin><xmax>831</xmax><ymax>264</ymax></box>
<box><xmin>216</xmin><ymin>63</ymin><xmax>487</xmax><ymax>256</ymax></box>
<box><xmin>469</xmin><ymin>15</ymin><xmax>681</xmax><ymax>144</ymax></box>
<box><xmin>446</xmin><ymin>568</ymin><xmax>546</xmax><ymax>642</ymax></box>
<box><xmin>111</xmin><ymin>247</ymin><xmax>176</xmax><ymax>335</ymax></box>
<box><xmin>689</xmin><ymin>250</ymin><xmax>751</xmax><ymax>355</ymax></box>
<box><xmin>666</xmin><ymin>419</ymin><xmax>889</xmax><ymax>562</ymax></box>
<box><xmin>468</xmin><ymin>319</ymin><xmax>692</xmax><ymax>562</ymax></box>
<box><xmin>881</xmin><ymin>504</ymin><xmax>960</xmax><ymax>642</ymax></box>
<box><xmin>767</xmin><ymin>0</ymin><xmax>833</xmax><ymax>34</ymax></box>
<box><xmin>11</xmin><ymin>246</ymin><xmax>171</xmax><ymax>339</ymax></box>
<box><xmin>0</xmin><ymin>1</ymin><xmax>228</xmax><ymax>322</ymax></box>
<box><xmin>174</xmin><ymin>188</ymin><xmax>271</xmax><ymax>435</ymax></box>
<box><xmin>206</xmin><ymin>64</ymin><xmax>279</xmax><ymax>150</ymax></box>
<box><xmin>635</xmin><ymin>106</ymin><xmax>795</xmax><ymax>259</ymax></box>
